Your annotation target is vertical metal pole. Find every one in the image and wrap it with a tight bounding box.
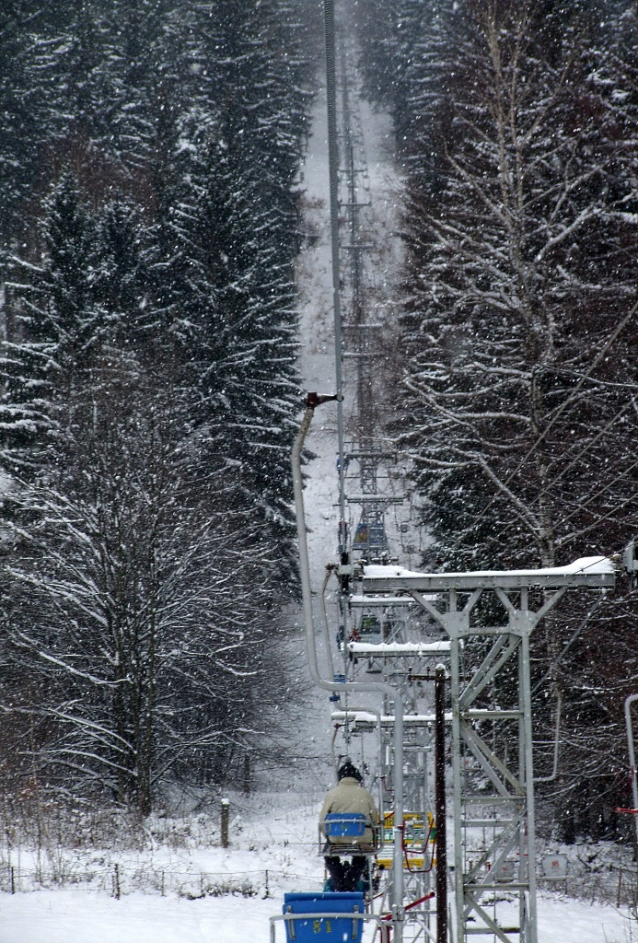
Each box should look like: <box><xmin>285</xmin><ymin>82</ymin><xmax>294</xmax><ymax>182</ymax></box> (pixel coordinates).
<box><xmin>518</xmin><ymin>631</ymin><xmax>525</xmax><ymax>938</ymax></box>
<box><xmin>449</xmin><ymin>597</ymin><xmax>465</xmax><ymax>943</ymax></box>
<box><xmin>624</xmin><ymin>695</ymin><xmax>638</xmax><ymax>851</ymax></box>
<box><xmin>520</xmin><ymin>629</ymin><xmax>538</xmax><ymax>943</ymax></box>
<box><xmin>392</xmin><ymin>708</ymin><xmax>405</xmax><ymax>943</ymax></box>
<box><xmin>323</xmin><ymin>0</ymin><xmax>347</xmax><ymax>557</ymax></box>
<box><xmin>435</xmin><ymin>667</ymin><xmax>448</xmax><ymax>943</ymax></box>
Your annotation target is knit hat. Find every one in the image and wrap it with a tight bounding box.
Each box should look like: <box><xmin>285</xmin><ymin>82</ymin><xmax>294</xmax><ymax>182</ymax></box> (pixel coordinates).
<box><xmin>338</xmin><ymin>759</ymin><xmax>362</xmax><ymax>782</ymax></box>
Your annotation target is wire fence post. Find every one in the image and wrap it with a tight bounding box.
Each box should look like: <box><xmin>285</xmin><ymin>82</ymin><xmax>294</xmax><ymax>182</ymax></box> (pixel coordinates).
<box><xmin>221</xmin><ymin>798</ymin><xmax>230</xmax><ymax>848</ymax></box>
<box><xmin>113</xmin><ymin>863</ymin><xmax>120</xmax><ymax>900</ymax></box>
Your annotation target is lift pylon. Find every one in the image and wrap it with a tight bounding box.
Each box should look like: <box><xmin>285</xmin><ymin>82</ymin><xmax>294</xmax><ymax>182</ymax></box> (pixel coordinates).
<box><xmin>359</xmin><ymin>559</ymin><xmax>615</xmax><ymax>943</ymax></box>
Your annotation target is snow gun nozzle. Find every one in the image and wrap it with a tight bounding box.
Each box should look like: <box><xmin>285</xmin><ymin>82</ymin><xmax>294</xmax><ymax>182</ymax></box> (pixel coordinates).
<box><xmin>306</xmin><ymin>392</ymin><xmax>338</xmax><ymax>409</ymax></box>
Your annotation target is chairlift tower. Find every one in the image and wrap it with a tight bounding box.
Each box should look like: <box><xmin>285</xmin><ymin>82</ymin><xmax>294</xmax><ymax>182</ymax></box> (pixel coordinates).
<box><xmin>359</xmin><ymin>560</ymin><xmax>615</xmax><ymax>943</ymax></box>
<box><xmin>333</xmin><ymin>6</ymin><xmax>400</xmax><ymax>562</ymax></box>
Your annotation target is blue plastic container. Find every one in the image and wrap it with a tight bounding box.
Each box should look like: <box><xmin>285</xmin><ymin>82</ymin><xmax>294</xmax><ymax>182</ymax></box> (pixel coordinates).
<box><xmin>282</xmin><ymin>892</ymin><xmax>365</xmax><ymax>943</ymax></box>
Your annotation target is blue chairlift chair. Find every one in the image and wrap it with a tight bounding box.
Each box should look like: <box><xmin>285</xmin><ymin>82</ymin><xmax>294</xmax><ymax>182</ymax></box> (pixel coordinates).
<box><xmin>321</xmin><ymin>813</ymin><xmax>379</xmax><ymax>895</ymax></box>
<box><xmin>282</xmin><ymin>891</ymin><xmax>365</xmax><ymax>943</ymax></box>
<box><xmin>321</xmin><ymin>813</ymin><xmax>379</xmax><ymax>856</ymax></box>
<box><xmin>324</xmin><ymin>813</ymin><xmax>367</xmax><ymax>840</ymax></box>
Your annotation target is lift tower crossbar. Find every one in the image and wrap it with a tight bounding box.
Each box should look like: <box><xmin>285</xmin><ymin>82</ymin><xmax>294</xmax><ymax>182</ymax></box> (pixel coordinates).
<box><xmin>357</xmin><ymin>558</ymin><xmax>615</xmax><ymax>943</ymax></box>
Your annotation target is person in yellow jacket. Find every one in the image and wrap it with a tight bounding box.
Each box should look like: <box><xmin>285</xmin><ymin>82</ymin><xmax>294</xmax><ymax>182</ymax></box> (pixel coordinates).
<box><xmin>319</xmin><ymin>760</ymin><xmax>379</xmax><ymax>891</ymax></box>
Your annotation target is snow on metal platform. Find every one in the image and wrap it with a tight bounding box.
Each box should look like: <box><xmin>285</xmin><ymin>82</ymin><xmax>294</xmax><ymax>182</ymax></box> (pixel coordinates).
<box><xmin>347</xmin><ymin>641</ymin><xmax>451</xmax><ymax>656</ymax></box>
<box><xmin>349</xmin><ymin>594</ymin><xmax>435</xmax><ymax>607</ymax></box>
<box><xmin>331</xmin><ymin>710</ymin><xmax>446</xmax><ymax>728</ymax></box>
<box><xmin>360</xmin><ymin>556</ymin><xmax>615</xmax><ymax>592</ymax></box>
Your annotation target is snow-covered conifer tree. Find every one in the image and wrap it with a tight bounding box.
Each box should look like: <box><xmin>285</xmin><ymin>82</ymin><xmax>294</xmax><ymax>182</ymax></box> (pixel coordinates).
<box><xmin>395</xmin><ymin>0</ymin><xmax>638</xmax><ymax>838</ymax></box>
<box><xmin>0</xmin><ymin>0</ymin><xmax>315</xmax><ymax>810</ymax></box>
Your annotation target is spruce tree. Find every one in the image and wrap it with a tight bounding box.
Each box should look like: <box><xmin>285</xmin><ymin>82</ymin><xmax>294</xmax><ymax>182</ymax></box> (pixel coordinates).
<box><xmin>0</xmin><ymin>0</ymin><xmax>314</xmax><ymax>809</ymax></box>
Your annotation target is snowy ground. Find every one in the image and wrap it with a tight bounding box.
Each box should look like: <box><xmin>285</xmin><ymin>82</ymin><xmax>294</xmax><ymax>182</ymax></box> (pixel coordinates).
<box><xmin>1</xmin><ymin>792</ymin><xmax>635</xmax><ymax>943</ymax></box>
<box><xmin>0</xmin><ymin>795</ymin><xmax>325</xmax><ymax>943</ymax></box>
<box><xmin>2</xmin><ymin>892</ymin><xmax>633</xmax><ymax>943</ymax></box>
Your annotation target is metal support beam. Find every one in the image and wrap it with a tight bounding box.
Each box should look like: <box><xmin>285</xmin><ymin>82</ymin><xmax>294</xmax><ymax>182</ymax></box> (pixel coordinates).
<box><xmin>323</xmin><ymin>0</ymin><xmax>347</xmax><ymax>557</ymax></box>
<box><xmin>435</xmin><ymin>666</ymin><xmax>448</xmax><ymax>943</ymax></box>
<box><xmin>356</xmin><ymin>560</ymin><xmax>615</xmax><ymax>943</ymax></box>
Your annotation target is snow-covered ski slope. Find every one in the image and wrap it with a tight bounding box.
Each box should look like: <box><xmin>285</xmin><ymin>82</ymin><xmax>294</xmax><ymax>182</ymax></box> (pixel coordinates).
<box><xmin>0</xmin><ymin>793</ymin><xmax>632</xmax><ymax>943</ymax></box>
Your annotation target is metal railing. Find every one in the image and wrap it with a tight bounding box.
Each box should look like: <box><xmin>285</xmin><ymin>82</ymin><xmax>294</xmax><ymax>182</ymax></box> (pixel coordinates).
<box><xmin>269</xmin><ymin>910</ymin><xmax>391</xmax><ymax>943</ymax></box>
